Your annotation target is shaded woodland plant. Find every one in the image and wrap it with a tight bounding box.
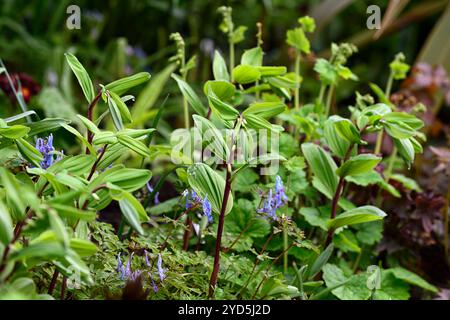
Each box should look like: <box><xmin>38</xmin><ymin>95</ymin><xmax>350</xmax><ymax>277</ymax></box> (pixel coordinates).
<box><xmin>0</xmin><ymin>6</ymin><xmax>447</xmax><ymax>301</ymax></box>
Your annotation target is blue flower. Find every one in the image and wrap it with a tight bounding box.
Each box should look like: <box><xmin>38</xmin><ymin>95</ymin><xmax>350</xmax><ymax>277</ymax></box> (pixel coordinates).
<box><xmin>274</xmin><ymin>175</ymin><xmax>288</xmax><ymax>207</ymax></box>
<box><xmin>257</xmin><ymin>176</ymin><xmax>288</xmax><ymax>222</ymax></box>
<box><xmin>148</xmin><ymin>272</ymin><xmax>159</xmax><ymax>293</ymax></box>
<box><xmin>184</xmin><ymin>189</ymin><xmax>202</xmax><ymax>209</ymax></box>
<box><xmin>157</xmin><ymin>254</ymin><xmax>166</xmax><ymax>282</ymax></box>
<box><xmin>146</xmin><ymin>182</ymin><xmax>160</xmax><ymax>205</ymax></box>
<box><xmin>35</xmin><ymin>134</ymin><xmax>63</xmax><ymax>169</ymax></box>
<box><xmin>117</xmin><ymin>252</ymin><xmax>125</xmax><ymax>280</ymax></box>
<box><xmin>202</xmin><ymin>194</ymin><xmax>213</xmax><ymax>223</ymax></box>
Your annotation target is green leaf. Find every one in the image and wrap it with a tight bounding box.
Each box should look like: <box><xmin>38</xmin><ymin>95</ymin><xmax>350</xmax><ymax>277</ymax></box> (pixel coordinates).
<box><xmin>48</xmin><ymin>209</ymin><xmax>69</xmax><ymax>247</ymax></box>
<box><xmin>49</xmin><ymin>203</ymin><xmax>96</xmax><ymax>221</ymax></box>
<box><xmin>299</xmin><ymin>16</ymin><xmax>316</xmax><ymax>32</ymax></box>
<box><xmin>110</xmin><ymin>91</ymin><xmax>132</xmax><ymax>124</ymax></box>
<box><xmin>308</xmin><ymin>243</ymin><xmax>334</xmax><ymax>279</ymax></box>
<box><xmin>383</xmin><ymin>120</ymin><xmax>415</xmax><ymax>139</ymax></box>
<box><xmin>354</xmin><ymin>221</ymin><xmax>383</xmax><ymax>245</ymax></box>
<box><xmin>117</xmin><ymin>192</ymin><xmax>148</xmax><ymax>235</ymax></box>
<box><xmin>345</xmin><ymin>170</ymin><xmax>383</xmax><ymax>186</ymax></box>
<box><xmin>336</xmin><ymin>154</ymin><xmax>381</xmax><ymax>177</ymax></box>
<box><xmin>334</xmin><ymin>230</ymin><xmax>361</xmax><ymax>253</ymax></box>
<box><xmin>187</xmin><ymin>163</ymin><xmax>233</xmax><ymax>215</ymax></box>
<box><xmin>314</xmin><ymin>58</ymin><xmax>338</xmax><ymax>85</ymax></box>
<box><xmin>372</xmin><ymin>271</ymin><xmax>410</xmax><ymax>300</ymax></box>
<box><xmin>172</xmin><ymin>74</ymin><xmax>207</xmax><ymax>116</ymax></box>
<box><xmin>192</xmin><ymin>115</ymin><xmax>230</xmax><ymax>161</ymax></box>
<box><xmin>92</xmin><ymin>131</ymin><xmax>117</xmax><ymax>145</ymax></box>
<box><xmin>232</xmin><ymin>65</ymin><xmax>261</xmax><ymax>84</ymax></box>
<box><xmin>203</xmin><ymin>80</ymin><xmax>235</xmax><ymax>101</ymax></box>
<box><xmin>390</xmin><ymin>174</ymin><xmax>422</xmax><ymax>192</ymax></box>
<box><xmin>64</xmin><ymin>53</ymin><xmax>95</xmax><ymax>103</ymax></box>
<box><xmin>47</xmin><ymin>154</ymin><xmax>96</xmax><ymax>175</ymax></box>
<box><xmin>322</xmin><ymin>264</ymin><xmax>371</xmax><ymax>300</ymax></box>
<box><xmin>383</xmin><ymin>112</ymin><xmax>424</xmax><ymax>131</ymax></box>
<box><xmin>0</xmin><ymin>125</ymin><xmax>30</xmax><ymax>139</ymax></box>
<box><xmin>104</xmin><ymin>72</ymin><xmax>151</xmax><ymax>96</ymax></box>
<box><xmin>117</xmin><ymin>134</ymin><xmax>151</xmax><ymax>158</ymax></box>
<box><xmin>76</xmin><ymin>115</ymin><xmax>99</xmax><ymax>135</ymax></box>
<box><xmin>286</xmin><ymin>28</ymin><xmax>310</xmax><ymax>53</ymax></box>
<box><xmin>299</xmin><ymin>207</ymin><xmax>329</xmax><ymax>231</ymax></box>
<box><xmin>9</xmin><ymin>240</ymin><xmax>65</xmax><ymax>262</ymax></box>
<box><xmin>89</xmin><ymin>167</ymin><xmax>151</xmax><ymax>193</ymax></box>
<box><xmin>231</xmin><ymin>25</ymin><xmax>247</xmax><ymax>44</ymax></box>
<box><xmin>390</xmin><ymin>267</ymin><xmax>437</xmax><ymax>293</ymax></box>
<box><xmin>61</xmin><ymin>123</ymin><xmax>96</xmax><ymax>155</ymax></box>
<box><xmin>243</xmin><ymin>101</ymin><xmax>286</xmax><ymax>119</ymax></box>
<box><xmin>207</xmin><ymin>94</ymin><xmax>239</xmax><ymax>122</ymax></box>
<box><xmin>393</xmin><ymin>138</ymin><xmax>415</xmax><ymax>166</ymax></box>
<box><xmin>27</xmin><ymin>118</ymin><xmax>70</xmax><ymax>137</ymax></box>
<box><xmin>243</xmin><ymin>113</ymin><xmax>284</xmax><ymax>133</ymax></box>
<box><xmin>15</xmin><ymin>138</ymin><xmax>43</xmax><ymax>167</ymax></box>
<box><xmin>69</xmin><ymin>239</ymin><xmax>97</xmax><ymax>257</ymax></box>
<box><xmin>241</xmin><ymin>47</ymin><xmax>263</xmax><ymax>66</ymax></box>
<box><xmin>257</xmin><ymin>66</ymin><xmax>287</xmax><ymax>77</ymax></box>
<box><xmin>301</xmin><ymin>143</ymin><xmax>338</xmax><ymax>199</ymax></box>
<box><xmin>212</xmin><ymin>50</ymin><xmax>230</xmax><ymax>81</ymax></box>
<box><xmin>328</xmin><ymin>115</ymin><xmax>362</xmax><ymax>144</ymax></box>
<box><xmin>327</xmin><ymin>205</ymin><xmax>387</xmax><ymax>230</ymax></box>
<box><xmin>324</xmin><ymin>118</ymin><xmax>351</xmax><ymax>158</ymax></box>
<box><xmin>106</xmin><ymin>92</ymin><xmax>124</xmax><ymax>131</ymax></box>
<box><xmin>0</xmin><ymin>200</ymin><xmax>13</xmax><ymax>246</ymax></box>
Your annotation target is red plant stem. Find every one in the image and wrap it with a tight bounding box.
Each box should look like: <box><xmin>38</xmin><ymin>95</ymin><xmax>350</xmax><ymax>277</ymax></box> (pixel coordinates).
<box><xmin>0</xmin><ymin>182</ymin><xmax>49</xmax><ymax>273</ymax></box>
<box><xmin>208</xmin><ymin>168</ymin><xmax>232</xmax><ymax>298</ymax></box>
<box><xmin>47</xmin><ymin>270</ymin><xmax>59</xmax><ymax>295</ymax></box>
<box><xmin>86</xmin><ymin>91</ymin><xmax>102</xmax><ymax>154</ymax></box>
<box><xmin>60</xmin><ymin>276</ymin><xmax>67</xmax><ymax>300</ymax></box>
<box><xmin>325</xmin><ymin>177</ymin><xmax>345</xmax><ymax>246</ymax></box>
<box><xmin>325</xmin><ymin>144</ymin><xmax>354</xmax><ymax>247</ymax></box>
<box><xmin>86</xmin><ymin>144</ymin><xmax>108</xmax><ymax>181</ymax></box>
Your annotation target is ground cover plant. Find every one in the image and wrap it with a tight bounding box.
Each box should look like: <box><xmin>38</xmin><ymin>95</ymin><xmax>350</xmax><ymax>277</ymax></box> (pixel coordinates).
<box><xmin>0</xmin><ymin>1</ymin><xmax>449</xmax><ymax>300</ymax></box>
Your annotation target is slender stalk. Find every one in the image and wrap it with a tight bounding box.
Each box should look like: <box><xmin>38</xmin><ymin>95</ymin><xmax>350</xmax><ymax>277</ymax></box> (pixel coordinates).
<box><xmin>229</xmin><ymin>41</ymin><xmax>235</xmax><ymax>82</ymax></box>
<box><xmin>352</xmin><ymin>246</ymin><xmax>364</xmax><ymax>273</ymax></box>
<box><xmin>294</xmin><ymin>52</ymin><xmax>301</xmax><ymax>110</ymax></box>
<box><xmin>325</xmin><ymin>84</ymin><xmax>335</xmax><ymax>117</ymax></box>
<box><xmin>181</xmin><ymin>55</ymin><xmax>189</xmax><ymax>128</ymax></box>
<box><xmin>0</xmin><ymin>59</ymin><xmax>30</xmax><ymax>120</ymax></box>
<box><xmin>325</xmin><ymin>177</ymin><xmax>345</xmax><ymax>246</ymax></box>
<box><xmin>374</xmin><ymin>73</ymin><xmax>393</xmax><ymax>155</ymax></box>
<box><xmin>225</xmin><ymin>219</ymin><xmax>256</xmax><ymax>252</ymax></box>
<box><xmin>208</xmin><ymin>167</ymin><xmax>232</xmax><ymax>298</ymax></box>
<box><xmin>252</xmin><ymin>243</ymin><xmax>295</xmax><ymax>299</ymax></box>
<box><xmin>237</xmin><ymin>231</ymin><xmax>274</xmax><ymax>298</ymax></box>
<box><xmin>318</xmin><ymin>84</ymin><xmax>326</xmax><ymax>106</ymax></box>
<box><xmin>283</xmin><ymin>220</ymin><xmax>288</xmax><ymax>274</ymax></box>
<box><xmin>325</xmin><ymin>145</ymin><xmax>354</xmax><ymax>246</ymax></box>
<box><xmin>60</xmin><ymin>276</ymin><xmax>67</xmax><ymax>300</ymax></box>
<box><xmin>47</xmin><ymin>270</ymin><xmax>59</xmax><ymax>295</ymax></box>
<box><xmin>385</xmin><ymin>147</ymin><xmax>398</xmax><ymax>180</ymax></box>
<box><xmin>86</xmin><ymin>144</ymin><xmax>108</xmax><ymax>181</ymax></box>
<box><xmin>374</xmin><ymin>129</ymin><xmax>384</xmax><ymax>155</ymax></box>
<box><xmin>0</xmin><ymin>182</ymin><xmax>49</xmax><ymax>273</ymax></box>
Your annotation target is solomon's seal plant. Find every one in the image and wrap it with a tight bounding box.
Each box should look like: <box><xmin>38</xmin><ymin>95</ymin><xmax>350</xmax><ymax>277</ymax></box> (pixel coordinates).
<box><xmin>0</xmin><ymin>7</ymin><xmax>442</xmax><ymax>301</ymax></box>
